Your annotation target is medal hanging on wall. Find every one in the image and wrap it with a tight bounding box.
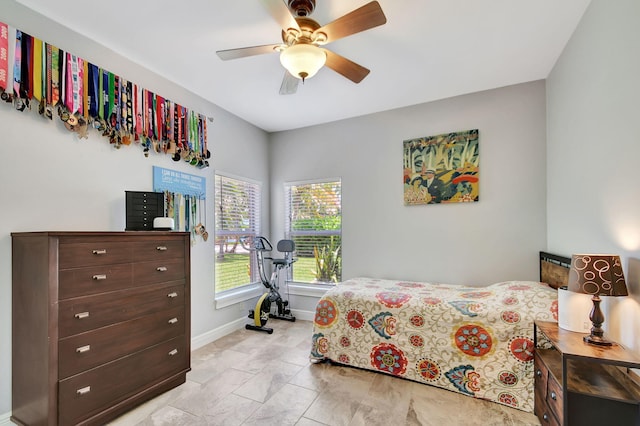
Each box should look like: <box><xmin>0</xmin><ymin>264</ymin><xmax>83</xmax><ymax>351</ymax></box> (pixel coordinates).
<box><xmin>13</xmin><ymin>30</ymin><xmax>25</xmax><ymax>111</ymax></box>
<box><xmin>44</xmin><ymin>43</ymin><xmax>53</xmax><ymax>118</ymax></box>
<box><xmin>73</xmin><ymin>58</ymin><xmax>89</xmax><ymax>139</ymax></box>
<box><xmin>61</xmin><ymin>53</ymin><xmax>82</xmax><ymax>133</ymax></box>
<box><xmin>18</xmin><ymin>32</ymin><xmax>33</xmax><ymax>112</ymax></box>
<box><xmin>0</xmin><ymin>22</ymin><xmax>11</xmax><ymax>103</ymax></box>
<box><xmin>57</xmin><ymin>49</ymin><xmax>71</xmax><ymax>124</ymax></box>
<box><xmin>201</xmin><ymin>195</ymin><xmax>208</xmax><ymax>241</ymax></box>
<box><xmin>49</xmin><ymin>45</ymin><xmax>60</xmax><ymax>117</ymax></box>
<box><xmin>194</xmin><ymin>195</ymin><xmax>208</xmax><ymax>241</ymax></box>
<box><xmin>32</xmin><ymin>37</ymin><xmax>44</xmax><ymax>115</ymax></box>
<box><xmin>172</xmin><ymin>104</ymin><xmax>182</xmax><ymax>161</ymax></box>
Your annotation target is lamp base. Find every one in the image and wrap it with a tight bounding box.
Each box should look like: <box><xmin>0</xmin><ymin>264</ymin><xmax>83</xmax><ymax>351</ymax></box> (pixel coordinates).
<box><xmin>583</xmin><ymin>334</ymin><xmax>615</xmax><ymax>347</ymax></box>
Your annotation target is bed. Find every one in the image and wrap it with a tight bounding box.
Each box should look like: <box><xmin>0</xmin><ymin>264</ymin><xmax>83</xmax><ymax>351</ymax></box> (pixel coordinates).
<box><xmin>309</xmin><ymin>252</ymin><xmax>570</xmax><ymax>413</ymax></box>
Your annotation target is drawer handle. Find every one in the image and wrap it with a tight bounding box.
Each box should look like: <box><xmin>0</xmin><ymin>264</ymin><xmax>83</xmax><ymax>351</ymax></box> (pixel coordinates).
<box><xmin>543</xmin><ymin>413</ymin><xmax>549</xmax><ymax>421</ymax></box>
<box><xmin>156</xmin><ymin>246</ymin><xmax>168</xmax><ymax>251</ymax></box>
<box><xmin>536</xmin><ymin>369</ymin><xmax>542</xmax><ymax>378</ymax></box>
<box><xmin>76</xmin><ymin>386</ymin><xmax>91</xmax><ymax>396</ymax></box>
<box><xmin>92</xmin><ymin>249</ymin><xmax>107</xmax><ymax>255</ymax></box>
<box><xmin>157</xmin><ymin>266</ymin><xmax>168</xmax><ymax>272</ymax></box>
<box><xmin>75</xmin><ymin>312</ymin><xmax>90</xmax><ymax>319</ymax></box>
<box><xmin>550</xmin><ymin>391</ymin><xmax>557</xmax><ymax>400</ymax></box>
<box><xmin>92</xmin><ymin>274</ymin><xmax>107</xmax><ymax>280</ymax></box>
<box><xmin>76</xmin><ymin>345</ymin><xmax>91</xmax><ymax>353</ymax></box>
<box><xmin>168</xmin><ymin>292</ymin><xmax>178</xmax><ymax>298</ymax></box>
<box><xmin>168</xmin><ymin>349</ymin><xmax>178</xmax><ymax>356</ymax></box>
<box><xmin>168</xmin><ymin>318</ymin><xmax>179</xmax><ymax>324</ymax></box>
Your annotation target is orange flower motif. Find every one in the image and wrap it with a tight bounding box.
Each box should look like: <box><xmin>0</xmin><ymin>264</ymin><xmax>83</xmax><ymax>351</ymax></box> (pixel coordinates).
<box><xmin>384</xmin><ymin>316</ymin><xmax>397</xmax><ymax>336</ymax></box>
<box><xmin>467</xmin><ymin>371</ymin><xmax>481</xmax><ymax>392</ymax></box>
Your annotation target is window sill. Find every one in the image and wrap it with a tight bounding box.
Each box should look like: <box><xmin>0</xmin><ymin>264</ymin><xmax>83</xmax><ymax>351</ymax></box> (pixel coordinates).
<box><xmin>215</xmin><ymin>283</ymin><xmax>264</xmax><ymax>309</ymax></box>
<box><xmin>287</xmin><ymin>282</ymin><xmax>334</xmax><ymax>298</ymax></box>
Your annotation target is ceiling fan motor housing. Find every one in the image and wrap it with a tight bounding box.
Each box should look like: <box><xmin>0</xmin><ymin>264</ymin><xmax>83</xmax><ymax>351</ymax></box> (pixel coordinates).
<box><xmin>288</xmin><ymin>0</ymin><xmax>316</xmax><ymax>17</ymax></box>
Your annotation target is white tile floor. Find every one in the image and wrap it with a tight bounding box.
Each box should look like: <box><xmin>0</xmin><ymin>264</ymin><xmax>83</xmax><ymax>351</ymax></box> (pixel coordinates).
<box><xmin>109</xmin><ymin>319</ymin><xmax>541</xmax><ymax>426</ymax></box>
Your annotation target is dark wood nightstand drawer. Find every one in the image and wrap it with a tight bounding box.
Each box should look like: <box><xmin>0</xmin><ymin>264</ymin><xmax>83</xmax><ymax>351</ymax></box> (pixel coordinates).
<box><xmin>58</xmin><ymin>306</ymin><xmax>185</xmax><ymax>379</ymax></box>
<box><xmin>546</xmin><ymin>373</ymin><xmax>563</xmax><ymax>424</ymax></box>
<box><xmin>58</xmin><ymin>282</ymin><xmax>185</xmax><ymax>337</ymax></box>
<box><xmin>58</xmin><ymin>336</ymin><xmax>188</xmax><ymax>426</ymax></box>
<box><xmin>535</xmin><ymin>388</ymin><xmax>560</xmax><ymax>426</ymax></box>
<box><xmin>534</xmin><ymin>352</ymin><xmax>549</xmax><ymax>395</ymax></box>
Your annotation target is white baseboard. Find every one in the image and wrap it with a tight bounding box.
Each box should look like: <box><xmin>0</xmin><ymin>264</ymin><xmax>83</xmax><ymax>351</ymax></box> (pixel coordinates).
<box><xmin>191</xmin><ymin>317</ymin><xmax>246</xmax><ymax>350</ymax></box>
<box><xmin>0</xmin><ymin>411</ymin><xmax>13</xmax><ymax>425</ymax></box>
<box><xmin>291</xmin><ymin>309</ymin><xmax>315</xmax><ymax>322</ymax></box>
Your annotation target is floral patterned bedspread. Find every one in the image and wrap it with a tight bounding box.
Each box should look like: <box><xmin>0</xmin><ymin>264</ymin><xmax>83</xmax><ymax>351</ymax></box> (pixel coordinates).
<box><xmin>310</xmin><ymin>277</ymin><xmax>558</xmax><ymax>413</ymax></box>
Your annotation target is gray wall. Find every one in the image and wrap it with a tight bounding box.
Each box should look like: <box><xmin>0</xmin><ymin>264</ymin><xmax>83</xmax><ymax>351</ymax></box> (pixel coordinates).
<box><xmin>3</xmin><ymin>0</ymin><xmax>639</xmax><ymax>419</ymax></box>
<box><xmin>270</xmin><ymin>81</ymin><xmax>548</xmax><ymax>287</ymax></box>
<box><xmin>546</xmin><ymin>0</ymin><xmax>640</xmax><ymax>351</ymax></box>
<box><xmin>0</xmin><ymin>2</ymin><xmax>270</xmax><ymax>416</ymax></box>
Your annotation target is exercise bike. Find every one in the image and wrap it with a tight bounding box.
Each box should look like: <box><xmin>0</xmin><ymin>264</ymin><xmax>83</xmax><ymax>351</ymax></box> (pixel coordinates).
<box><xmin>245</xmin><ymin>236</ymin><xmax>296</xmax><ymax>334</ymax></box>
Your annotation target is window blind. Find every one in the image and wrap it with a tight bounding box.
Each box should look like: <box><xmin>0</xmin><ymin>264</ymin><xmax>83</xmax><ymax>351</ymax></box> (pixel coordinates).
<box><xmin>215</xmin><ymin>174</ymin><xmax>261</xmax><ymax>293</ymax></box>
<box><xmin>285</xmin><ymin>179</ymin><xmax>342</xmax><ymax>284</ymax></box>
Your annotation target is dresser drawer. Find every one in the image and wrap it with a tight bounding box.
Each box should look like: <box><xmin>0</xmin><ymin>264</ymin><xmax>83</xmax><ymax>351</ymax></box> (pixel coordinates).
<box><xmin>59</xmin><ymin>263</ymin><xmax>134</xmax><ymax>299</ymax></box>
<box><xmin>58</xmin><ymin>306</ymin><xmax>185</xmax><ymax>379</ymax></box>
<box><xmin>58</xmin><ymin>282</ymin><xmax>185</xmax><ymax>337</ymax></box>
<box><xmin>133</xmin><ymin>258</ymin><xmax>185</xmax><ymax>284</ymax></box>
<box><xmin>534</xmin><ymin>352</ymin><xmax>549</xmax><ymax>396</ymax></box>
<box><xmin>58</xmin><ymin>336</ymin><xmax>188</xmax><ymax>426</ymax></box>
<box><xmin>535</xmin><ymin>389</ymin><xmax>560</xmax><ymax>426</ymax></box>
<box><xmin>546</xmin><ymin>374</ymin><xmax>563</xmax><ymax>424</ymax></box>
<box><xmin>132</xmin><ymin>239</ymin><xmax>185</xmax><ymax>261</ymax></box>
<box><xmin>59</xmin><ymin>241</ymin><xmax>134</xmax><ymax>269</ymax></box>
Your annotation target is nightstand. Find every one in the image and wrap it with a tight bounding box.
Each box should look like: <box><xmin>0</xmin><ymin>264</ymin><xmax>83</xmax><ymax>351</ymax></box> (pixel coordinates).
<box><xmin>534</xmin><ymin>321</ymin><xmax>640</xmax><ymax>426</ymax></box>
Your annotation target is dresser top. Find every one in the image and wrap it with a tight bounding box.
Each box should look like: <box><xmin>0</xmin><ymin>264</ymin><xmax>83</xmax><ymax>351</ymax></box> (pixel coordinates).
<box><xmin>11</xmin><ymin>231</ymin><xmax>189</xmax><ymax>237</ymax></box>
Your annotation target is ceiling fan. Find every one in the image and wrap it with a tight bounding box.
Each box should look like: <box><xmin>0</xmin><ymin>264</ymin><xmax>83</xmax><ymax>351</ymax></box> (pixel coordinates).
<box><xmin>216</xmin><ymin>0</ymin><xmax>387</xmax><ymax>95</ymax></box>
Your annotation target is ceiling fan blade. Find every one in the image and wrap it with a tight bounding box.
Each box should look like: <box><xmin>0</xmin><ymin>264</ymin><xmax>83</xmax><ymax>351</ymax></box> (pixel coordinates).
<box><xmin>279</xmin><ymin>71</ymin><xmax>299</xmax><ymax>95</ymax></box>
<box><xmin>314</xmin><ymin>1</ymin><xmax>387</xmax><ymax>44</ymax></box>
<box><xmin>260</xmin><ymin>0</ymin><xmax>301</xmax><ymax>32</ymax></box>
<box><xmin>323</xmin><ymin>49</ymin><xmax>370</xmax><ymax>83</ymax></box>
<box><xmin>216</xmin><ymin>44</ymin><xmax>281</xmax><ymax>61</ymax></box>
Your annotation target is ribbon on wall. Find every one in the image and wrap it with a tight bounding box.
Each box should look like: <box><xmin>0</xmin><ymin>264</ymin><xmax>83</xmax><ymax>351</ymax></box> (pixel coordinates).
<box><xmin>0</xmin><ymin>22</ymin><xmax>212</xmax><ymax>168</ymax></box>
<box><xmin>0</xmin><ymin>23</ymin><xmax>9</xmax><ymax>97</ymax></box>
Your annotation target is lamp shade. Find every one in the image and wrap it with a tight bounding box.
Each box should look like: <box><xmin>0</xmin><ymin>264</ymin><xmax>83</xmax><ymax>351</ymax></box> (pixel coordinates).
<box><xmin>567</xmin><ymin>254</ymin><xmax>628</xmax><ymax>296</ymax></box>
<box><xmin>279</xmin><ymin>43</ymin><xmax>327</xmax><ymax>81</ymax></box>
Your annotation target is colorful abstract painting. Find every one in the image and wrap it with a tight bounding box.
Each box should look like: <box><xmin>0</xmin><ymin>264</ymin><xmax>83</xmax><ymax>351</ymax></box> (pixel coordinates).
<box><xmin>403</xmin><ymin>129</ymin><xmax>479</xmax><ymax>205</ymax></box>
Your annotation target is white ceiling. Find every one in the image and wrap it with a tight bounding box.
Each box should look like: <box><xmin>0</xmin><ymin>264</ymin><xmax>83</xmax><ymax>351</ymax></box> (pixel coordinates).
<box><xmin>15</xmin><ymin>0</ymin><xmax>591</xmax><ymax>133</ymax></box>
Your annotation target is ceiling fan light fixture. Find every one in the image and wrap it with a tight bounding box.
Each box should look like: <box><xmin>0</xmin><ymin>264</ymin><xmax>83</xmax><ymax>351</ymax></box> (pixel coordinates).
<box><xmin>279</xmin><ymin>43</ymin><xmax>326</xmax><ymax>81</ymax></box>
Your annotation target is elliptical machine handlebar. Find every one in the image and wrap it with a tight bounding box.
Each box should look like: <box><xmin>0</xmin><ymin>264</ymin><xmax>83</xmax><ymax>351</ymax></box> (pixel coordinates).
<box><xmin>253</xmin><ymin>236</ymin><xmax>273</xmax><ymax>252</ymax></box>
<box><xmin>239</xmin><ymin>235</ymin><xmax>273</xmax><ymax>252</ymax></box>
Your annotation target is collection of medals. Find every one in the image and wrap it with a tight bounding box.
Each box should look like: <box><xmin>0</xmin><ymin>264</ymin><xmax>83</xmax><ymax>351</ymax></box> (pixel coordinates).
<box><xmin>0</xmin><ymin>24</ymin><xmax>210</xmax><ymax>169</ymax></box>
<box><xmin>164</xmin><ymin>191</ymin><xmax>208</xmax><ymax>243</ymax></box>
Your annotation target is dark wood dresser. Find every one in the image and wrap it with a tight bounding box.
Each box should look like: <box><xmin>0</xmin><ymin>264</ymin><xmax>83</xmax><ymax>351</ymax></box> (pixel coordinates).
<box><xmin>534</xmin><ymin>321</ymin><xmax>640</xmax><ymax>426</ymax></box>
<box><xmin>11</xmin><ymin>231</ymin><xmax>191</xmax><ymax>426</ymax></box>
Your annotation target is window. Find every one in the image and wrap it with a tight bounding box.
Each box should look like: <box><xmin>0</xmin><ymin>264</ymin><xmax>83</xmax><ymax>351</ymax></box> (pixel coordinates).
<box><xmin>214</xmin><ymin>173</ymin><xmax>261</xmax><ymax>293</ymax></box>
<box><xmin>285</xmin><ymin>179</ymin><xmax>342</xmax><ymax>284</ymax></box>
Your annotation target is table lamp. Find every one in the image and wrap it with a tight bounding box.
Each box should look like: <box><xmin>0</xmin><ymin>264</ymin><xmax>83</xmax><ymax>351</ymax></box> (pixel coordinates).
<box><xmin>567</xmin><ymin>254</ymin><xmax>628</xmax><ymax>346</ymax></box>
